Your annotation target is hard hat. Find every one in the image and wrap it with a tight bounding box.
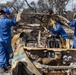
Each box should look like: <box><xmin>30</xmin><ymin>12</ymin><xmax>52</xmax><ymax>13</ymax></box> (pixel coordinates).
<box><xmin>4</xmin><ymin>8</ymin><xmax>10</xmax><ymax>15</ymax></box>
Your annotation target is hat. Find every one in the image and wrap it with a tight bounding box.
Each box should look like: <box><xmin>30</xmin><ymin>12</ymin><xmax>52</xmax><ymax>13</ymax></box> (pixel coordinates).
<box><xmin>0</xmin><ymin>10</ymin><xmax>5</xmax><ymax>15</ymax></box>
<box><xmin>4</xmin><ymin>8</ymin><xmax>10</xmax><ymax>15</ymax></box>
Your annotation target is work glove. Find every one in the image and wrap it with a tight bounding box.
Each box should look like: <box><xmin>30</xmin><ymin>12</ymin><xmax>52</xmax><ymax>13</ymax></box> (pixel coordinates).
<box><xmin>16</xmin><ymin>13</ymin><xmax>21</xmax><ymax>22</ymax></box>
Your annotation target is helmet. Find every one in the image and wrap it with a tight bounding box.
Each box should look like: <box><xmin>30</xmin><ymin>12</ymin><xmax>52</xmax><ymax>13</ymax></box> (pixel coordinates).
<box><xmin>4</xmin><ymin>8</ymin><xmax>10</xmax><ymax>15</ymax></box>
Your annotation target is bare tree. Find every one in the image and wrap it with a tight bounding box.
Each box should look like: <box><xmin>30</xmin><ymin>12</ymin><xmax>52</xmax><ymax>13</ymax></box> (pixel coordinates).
<box><xmin>48</xmin><ymin>0</ymin><xmax>72</xmax><ymax>15</ymax></box>
<box><xmin>24</xmin><ymin>0</ymin><xmax>36</xmax><ymax>12</ymax></box>
<box><xmin>5</xmin><ymin>0</ymin><xmax>25</xmax><ymax>13</ymax></box>
<box><xmin>37</xmin><ymin>0</ymin><xmax>49</xmax><ymax>13</ymax></box>
<box><xmin>0</xmin><ymin>0</ymin><xmax>72</xmax><ymax>23</ymax></box>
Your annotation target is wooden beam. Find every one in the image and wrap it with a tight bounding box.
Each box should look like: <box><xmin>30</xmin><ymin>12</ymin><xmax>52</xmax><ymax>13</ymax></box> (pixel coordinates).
<box><xmin>47</xmin><ymin>66</ymin><xmax>73</xmax><ymax>70</ymax></box>
<box><xmin>24</xmin><ymin>47</ymin><xmax>76</xmax><ymax>52</ymax></box>
<box><xmin>33</xmin><ymin>62</ymin><xmax>74</xmax><ymax>70</ymax></box>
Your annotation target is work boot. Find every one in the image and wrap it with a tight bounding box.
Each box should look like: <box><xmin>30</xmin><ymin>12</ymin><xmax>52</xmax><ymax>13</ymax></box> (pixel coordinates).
<box><xmin>4</xmin><ymin>65</ymin><xmax>11</xmax><ymax>72</ymax></box>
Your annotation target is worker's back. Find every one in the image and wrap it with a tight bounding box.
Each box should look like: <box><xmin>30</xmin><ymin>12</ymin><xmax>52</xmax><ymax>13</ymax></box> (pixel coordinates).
<box><xmin>0</xmin><ymin>17</ymin><xmax>17</xmax><ymax>40</ymax></box>
<box><xmin>49</xmin><ymin>24</ymin><xmax>68</xmax><ymax>40</ymax></box>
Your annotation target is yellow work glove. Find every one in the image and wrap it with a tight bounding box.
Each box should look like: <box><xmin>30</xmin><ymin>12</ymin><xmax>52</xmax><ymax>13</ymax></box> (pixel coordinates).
<box><xmin>16</xmin><ymin>13</ymin><xmax>21</xmax><ymax>22</ymax></box>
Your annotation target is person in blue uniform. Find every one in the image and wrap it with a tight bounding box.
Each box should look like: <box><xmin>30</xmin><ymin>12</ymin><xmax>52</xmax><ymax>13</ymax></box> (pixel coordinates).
<box><xmin>0</xmin><ymin>9</ymin><xmax>20</xmax><ymax>72</ymax></box>
<box><xmin>48</xmin><ymin>19</ymin><xmax>68</xmax><ymax>40</ymax></box>
<box><xmin>67</xmin><ymin>13</ymin><xmax>76</xmax><ymax>48</ymax></box>
<box><xmin>48</xmin><ymin>19</ymin><xmax>69</xmax><ymax>48</ymax></box>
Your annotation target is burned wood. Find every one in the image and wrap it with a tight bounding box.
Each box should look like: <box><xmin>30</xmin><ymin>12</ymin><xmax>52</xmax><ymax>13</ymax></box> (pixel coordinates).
<box><xmin>38</xmin><ymin>30</ymin><xmax>41</xmax><ymax>47</ymax></box>
<box><xmin>22</xmin><ymin>13</ymin><xmax>73</xmax><ymax>31</ymax></box>
<box><xmin>24</xmin><ymin>47</ymin><xmax>76</xmax><ymax>51</ymax></box>
<box><xmin>11</xmin><ymin>11</ymin><xmax>76</xmax><ymax>75</ymax></box>
<box><xmin>45</xmin><ymin>66</ymin><xmax>73</xmax><ymax>70</ymax></box>
<box><xmin>34</xmin><ymin>62</ymin><xmax>74</xmax><ymax>70</ymax></box>
<box><xmin>11</xmin><ymin>31</ymin><xmax>76</xmax><ymax>75</ymax></box>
